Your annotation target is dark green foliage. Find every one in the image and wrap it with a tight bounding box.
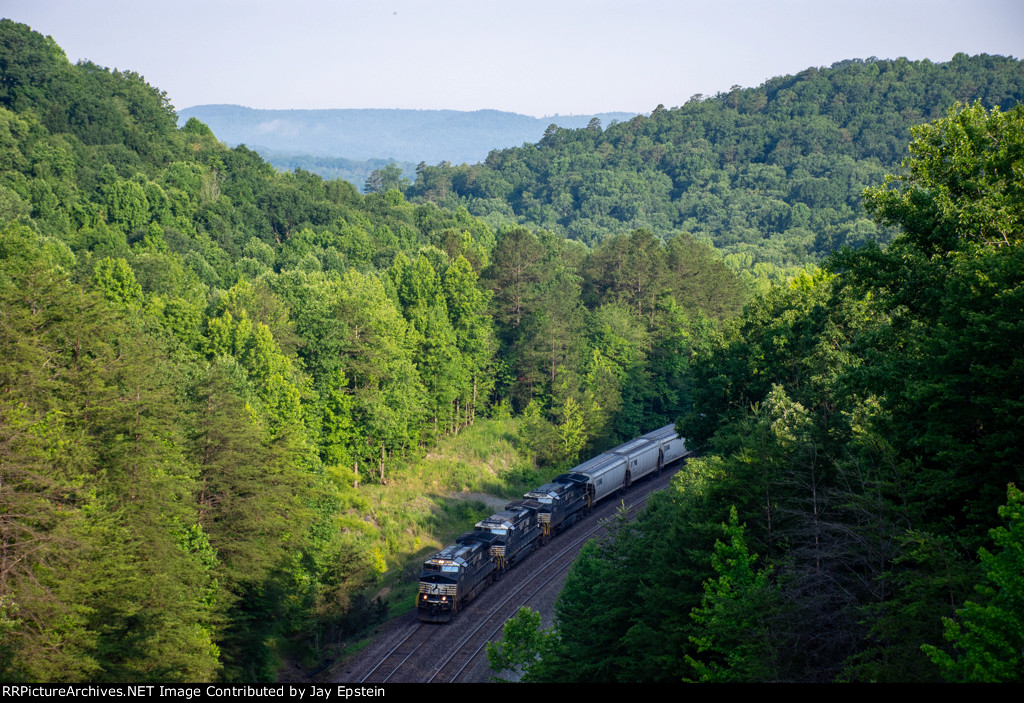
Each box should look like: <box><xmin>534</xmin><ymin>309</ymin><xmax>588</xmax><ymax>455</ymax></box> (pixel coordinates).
<box><xmin>479</xmin><ymin>223</ymin><xmax>738</xmax><ymax>458</ymax></box>
<box><xmin>862</xmin><ymin>101</ymin><xmax>1024</xmax><ymax>252</ymax></box>
<box><xmin>834</xmin><ymin>103</ymin><xmax>1024</xmax><ymax>539</ymax></box>
<box><xmin>535</xmin><ymin>103</ymin><xmax>1024</xmax><ymax>682</ymax></box>
<box><xmin>486</xmin><ymin>607</ymin><xmax>558</xmax><ymax>682</ymax></box>
<box><xmin>0</xmin><ymin>223</ymin><xmax>220</xmax><ymax>681</ymax></box>
<box><xmin>0</xmin><ymin>21</ymin><xmax>517</xmax><ymax>681</ymax></box>
<box><xmin>547</xmin><ymin>532</ymin><xmax>638</xmax><ymax>681</ymax></box>
<box><xmin>923</xmin><ymin>485</ymin><xmax>1024</xmax><ymax>682</ymax></box>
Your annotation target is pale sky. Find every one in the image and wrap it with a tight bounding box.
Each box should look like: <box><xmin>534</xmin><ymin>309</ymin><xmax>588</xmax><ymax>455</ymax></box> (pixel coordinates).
<box><xmin>2</xmin><ymin>0</ymin><xmax>1022</xmax><ymax>117</ymax></box>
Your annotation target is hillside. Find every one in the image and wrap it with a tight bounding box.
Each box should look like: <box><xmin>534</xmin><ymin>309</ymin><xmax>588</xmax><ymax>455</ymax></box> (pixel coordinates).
<box><xmin>3</xmin><ymin>17</ymin><xmax>1021</xmax><ymax>685</ymax></box>
<box><xmin>493</xmin><ymin>101</ymin><xmax>1024</xmax><ymax>684</ymax></box>
<box><xmin>406</xmin><ymin>55</ymin><xmax>1024</xmax><ymax>267</ymax></box>
<box><xmin>0</xmin><ymin>20</ymin><xmax>743</xmax><ymax>682</ymax></box>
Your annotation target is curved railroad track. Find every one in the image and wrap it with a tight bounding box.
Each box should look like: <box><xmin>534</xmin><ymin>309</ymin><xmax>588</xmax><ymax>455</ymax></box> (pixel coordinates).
<box><xmin>344</xmin><ymin>464</ymin><xmax>681</xmax><ymax>684</ymax></box>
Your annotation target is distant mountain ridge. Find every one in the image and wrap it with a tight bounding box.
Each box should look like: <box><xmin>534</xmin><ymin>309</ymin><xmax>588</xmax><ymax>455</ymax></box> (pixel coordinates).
<box><xmin>403</xmin><ymin>54</ymin><xmax>1024</xmax><ymax>261</ymax></box>
<box><xmin>177</xmin><ymin>105</ymin><xmax>639</xmax><ymax>165</ymax></box>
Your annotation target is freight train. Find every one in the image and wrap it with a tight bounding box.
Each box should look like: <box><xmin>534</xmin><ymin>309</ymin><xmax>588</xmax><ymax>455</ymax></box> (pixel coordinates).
<box><xmin>416</xmin><ymin>424</ymin><xmax>690</xmax><ymax>622</ymax></box>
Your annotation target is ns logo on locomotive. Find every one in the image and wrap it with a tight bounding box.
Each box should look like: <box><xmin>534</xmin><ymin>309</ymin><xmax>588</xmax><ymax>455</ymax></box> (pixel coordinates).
<box><xmin>417</xmin><ymin>424</ymin><xmax>690</xmax><ymax>622</ymax></box>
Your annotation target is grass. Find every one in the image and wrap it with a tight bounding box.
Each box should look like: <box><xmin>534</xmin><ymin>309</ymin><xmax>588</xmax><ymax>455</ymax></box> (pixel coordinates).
<box><xmin>319</xmin><ymin>416</ymin><xmax>552</xmax><ymax>652</ymax></box>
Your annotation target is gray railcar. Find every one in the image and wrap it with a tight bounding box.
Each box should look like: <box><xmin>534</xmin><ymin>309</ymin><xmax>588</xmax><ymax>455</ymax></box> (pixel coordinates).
<box><xmin>641</xmin><ymin>424</ymin><xmax>690</xmax><ymax>468</ymax></box>
<box><xmin>569</xmin><ymin>453</ymin><xmax>629</xmax><ymax>505</ymax></box>
<box><xmin>608</xmin><ymin>436</ymin><xmax>662</xmax><ymax>483</ymax></box>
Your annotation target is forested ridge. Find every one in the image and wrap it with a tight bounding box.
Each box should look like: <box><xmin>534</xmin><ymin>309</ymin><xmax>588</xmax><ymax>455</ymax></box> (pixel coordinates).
<box><xmin>491</xmin><ymin>102</ymin><xmax>1024</xmax><ymax>683</ymax></box>
<box><xmin>2</xmin><ymin>18</ymin><xmax>1021</xmax><ymax>684</ymax></box>
<box><xmin>408</xmin><ymin>54</ymin><xmax>1024</xmax><ymax>273</ymax></box>
<box><xmin>0</xmin><ymin>20</ymin><xmax>742</xmax><ymax>681</ymax></box>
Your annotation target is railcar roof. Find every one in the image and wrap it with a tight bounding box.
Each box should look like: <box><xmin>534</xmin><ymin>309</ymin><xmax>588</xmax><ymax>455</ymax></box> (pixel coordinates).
<box><xmin>456</xmin><ymin>530</ymin><xmax>500</xmax><ymax>547</ymax></box>
<box><xmin>552</xmin><ymin>473</ymin><xmax>589</xmax><ymax>486</ymax></box>
<box><xmin>430</xmin><ymin>541</ymin><xmax>481</xmax><ymax>564</ymax></box>
<box><xmin>609</xmin><ymin>437</ymin><xmax>654</xmax><ymax>456</ymax></box>
<box><xmin>476</xmin><ymin>511</ymin><xmax>518</xmax><ymax>530</ymax></box>
<box><xmin>641</xmin><ymin>424</ymin><xmax>678</xmax><ymax>442</ymax></box>
<box><xmin>571</xmin><ymin>453</ymin><xmax>625</xmax><ymax>478</ymax></box>
<box><xmin>571</xmin><ymin>452</ymin><xmax>622</xmax><ymax>475</ymax></box>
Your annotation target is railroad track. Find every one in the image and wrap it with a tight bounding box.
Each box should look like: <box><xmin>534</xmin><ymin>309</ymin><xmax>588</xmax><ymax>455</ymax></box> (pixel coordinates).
<box><xmin>427</xmin><ymin>477</ymin><xmax>667</xmax><ymax>683</ymax></box>
<box><xmin>357</xmin><ymin>622</ymin><xmax>430</xmax><ymax>684</ymax></box>
<box><xmin>357</xmin><ymin>518</ymin><xmax>601</xmax><ymax>684</ymax></box>
<box><xmin>352</xmin><ymin>466</ymin><xmax>678</xmax><ymax>684</ymax></box>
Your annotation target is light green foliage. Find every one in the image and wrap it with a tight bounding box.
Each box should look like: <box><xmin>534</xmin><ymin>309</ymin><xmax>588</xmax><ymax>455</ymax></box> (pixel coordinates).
<box><xmin>204</xmin><ymin>308</ymin><xmax>304</xmax><ymax>434</ymax></box>
<box><xmin>103</xmin><ymin>179</ymin><xmax>150</xmax><ymax>234</ymax></box>
<box><xmin>923</xmin><ymin>485</ymin><xmax>1024</xmax><ymax>682</ymax></box>
<box><xmin>685</xmin><ymin>507</ymin><xmax>781</xmax><ymax>682</ymax></box>
<box><xmin>557</xmin><ymin>396</ymin><xmax>587</xmax><ymax>464</ymax></box>
<box><xmin>318</xmin><ymin>367</ymin><xmax>355</xmax><ymax>470</ymax></box>
<box><xmin>516</xmin><ymin>398</ymin><xmax>559</xmax><ymax>468</ymax></box>
<box><xmin>91</xmin><ymin>256</ymin><xmax>143</xmax><ymax>307</ymax></box>
<box><xmin>579</xmin><ymin>347</ymin><xmax>621</xmax><ymax>446</ymax></box>
<box><xmin>587</xmin><ymin>302</ymin><xmax>649</xmax><ymax>439</ymax></box>
<box><xmin>242</xmin><ymin>236</ymin><xmax>275</xmax><ymax>269</ymax></box>
<box><xmin>333</xmin><ymin>269</ymin><xmax>426</xmax><ymax>476</ymax></box>
<box><xmin>390</xmin><ymin>253</ymin><xmax>462</xmax><ymax>439</ymax></box>
<box><xmin>864</xmin><ymin>102</ymin><xmax>1024</xmax><ymax>252</ymax></box>
<box><xmin>534</xmin><ymin>236</ymin><xmax>587</xmax><ymax>418</ymax></box>
<box><xmin>443</xmin><ymin>254</ymin><xmax>495</xmax><ymax>423</ymax></box>
<box><xmin>486</xmin><ymin>607</ymin><xmax>556</xmax><ymax>682</ymax></box>
<box><xmin>138</xmin><ymin>222</ymin><xmax>168</xmax><ymax>253</ymax></box>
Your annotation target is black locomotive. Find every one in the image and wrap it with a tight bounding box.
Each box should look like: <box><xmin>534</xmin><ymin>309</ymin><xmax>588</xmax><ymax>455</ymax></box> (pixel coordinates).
<box><xmin>416</xmin><ymin>424</ymin><xmax>690</xmax><ymax>622</ymax></box>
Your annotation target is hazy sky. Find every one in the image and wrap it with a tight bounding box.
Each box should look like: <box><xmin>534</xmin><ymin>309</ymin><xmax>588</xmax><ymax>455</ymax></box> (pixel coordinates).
<box><xmin>3</xmin><ymin>0</ymin><xmax>1022</xmax><ymax>117</ymax></box>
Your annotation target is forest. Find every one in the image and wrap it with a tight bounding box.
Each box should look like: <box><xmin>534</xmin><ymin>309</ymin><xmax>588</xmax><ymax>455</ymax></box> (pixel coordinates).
<box><xmin>1</xmin><ymin>18</ymin><xmax>1021</xmax><ymax>683</ymax></box>
<box><xmin>408</xmin><ymin>54</ymin><xmax>1024</xmax><ymax>272</ymax></box>
<box><xmin>491</xmin><ymin>101</ymin><xmax>1024</xmax><ymax>683</ymax></box>
<box><xmin>0</xmin><ymin>20</ymin><xmax>738</xmax><ymax>681</ymax></box>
